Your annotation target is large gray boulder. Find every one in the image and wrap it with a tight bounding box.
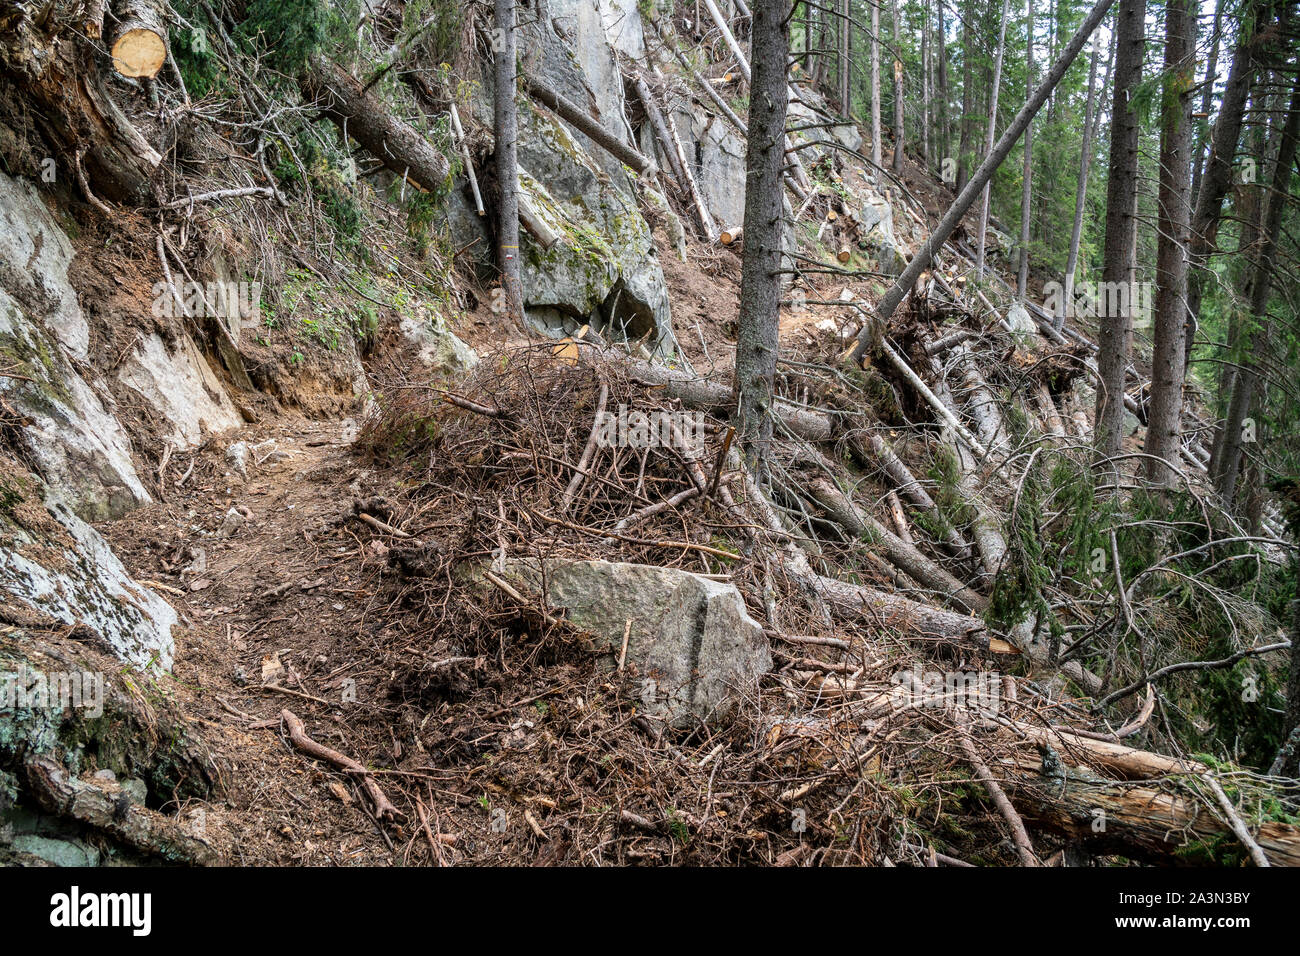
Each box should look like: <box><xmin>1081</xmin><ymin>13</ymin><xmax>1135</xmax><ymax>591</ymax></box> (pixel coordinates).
<box><xmin>495</xmin><ymin>558</ymin><xmax>771</xmax><ymax>727</ymax></box>
<box><xmin>546</xmin><ymin>0</ymin><xmax>638</xmax><ymax>180</ymax></box>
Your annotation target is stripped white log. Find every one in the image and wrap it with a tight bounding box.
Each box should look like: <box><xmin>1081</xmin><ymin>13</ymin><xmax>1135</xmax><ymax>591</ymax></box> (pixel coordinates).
<box><xmin>449</xmin><ymin>103</ymin><xmax>485</xmax><ymax>216</ymax></box>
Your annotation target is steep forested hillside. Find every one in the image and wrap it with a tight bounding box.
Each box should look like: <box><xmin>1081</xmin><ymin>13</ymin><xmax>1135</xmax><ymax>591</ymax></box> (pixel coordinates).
<box><xmin>0</xmin><ymin>0</ymin><xmax>1298</xmax><ymax>871</ymax></box>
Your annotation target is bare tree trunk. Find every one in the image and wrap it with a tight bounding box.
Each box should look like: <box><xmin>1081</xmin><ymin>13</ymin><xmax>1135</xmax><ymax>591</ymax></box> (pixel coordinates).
<box><xmin>922</xmin><ymin>0</ymin><xmax>931</xmax><ymax>169</ymax></box>
<box><xmin>974</xmin><ymin>0</ymin><xmax>1011</xmax><ymax>274</ymax></box>
<box><xmin>1212</xmin><ymin>75</ymin><xmax>1300</xmax><ymax>505</ymax></box>
<box><xmin>1017</xmin><ymin>0</ymin><xmax>1036</xmax><ymax>297</ymax></box>
<box><xmin>1094</xmin><ymin>0</ymin><xmax>1145</xmax><ymax>464</ymax></box>
<box><xmin>631</xmin><ymin>71</ymin><xmax>686</xmax><ymax>183</ymax></box>
<box><xmin>1063</xmin><ymin>30</ymin><xmax>1108</xmax><ymax>325</ymax></box>
<box><xmin>494</xmin><ymin>0</ymin><xmax>523</xmax><ymax>321</ymax></box>
<box><xmin>956</xmin><ymin>0</ymin><xmax>974</xmax><ymax>192</ymax></box>
<box><xmin>871</xmin><ymin>0</ymin><xmax>883</xmax><ymax>169</ymax></box>
<box><xmin>734</xmin><ymin>0</ymin><xmax>790</xmax><ymax>475</ymax></box>
<box><xmin>840</xmin><ymin>0</ymin><xmax>852</xmax><ymax>110</ymax></box>
<box><xmin>803</xmin><ymin>1</ymin><xmax>814</xmax><ymax>75</ymax></box>
<box><xmin>891</xmin><ymin>0</ymin><xmax>904</xmax><ymax>171</ymax></box>
<box><xmin>302</xmin><ymin>56</ymin><xmax>451</xmax><ymax>193</ymax></box>
<box><xmin>1142</xmin><ymin>0</ymin><xmax>1197</xmax><ymax>485</ymax></box>
<box><xmin>524</xmin><ymin>76</ymin><xmax>655</xmax><ymax>174</ymax></box>
<box><xmin>656</xmin><ymin>69</ymin><xmax>717</xmax><ymax>238</ymax></box>
<box><xmin>1188</xmin><ymin>0</ymin><xmax>1224</xmax><ymax>205</ymax></box>
<box><xmin>812</xmin><ymin>2</ymin><xmax>825</xmax><ymax>86</ymax></box>
<box><xmin>847</xmin><ymin>0</ymin><xmax>1118</xmax><ymax>364</ymax></box>
<box><xmin>937</xmin><ymin>0</ymin><xmax>949</xmax><ymax>166</ymax></box>
<box><xmin>1210</xmin><ymin>80</ymin><xmax>1269</xmax><ymax>422</ymax></box>
<box><xmin>1185</xmin><ymin>2</ymin><xmax>1265</xmax><ymax>373</ymax></box>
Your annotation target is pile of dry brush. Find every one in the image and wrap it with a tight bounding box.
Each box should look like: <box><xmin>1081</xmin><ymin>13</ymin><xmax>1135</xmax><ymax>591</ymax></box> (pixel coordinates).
<box><xmin>332</xmin><ymin>338</ymin><xmax>1300</xmax><ymax>866</ymax></box>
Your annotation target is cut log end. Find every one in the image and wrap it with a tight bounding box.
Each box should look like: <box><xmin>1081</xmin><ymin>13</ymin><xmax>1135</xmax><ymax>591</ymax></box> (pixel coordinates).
<box><xmin>718</xmin><ymin>226</ymin><xmax>742</xmax><ymax>245</ymax></box>
<box><xmin>111</xmin><ymin>27</ymin><xmax>166</xmax><ymax>78</ymax></box>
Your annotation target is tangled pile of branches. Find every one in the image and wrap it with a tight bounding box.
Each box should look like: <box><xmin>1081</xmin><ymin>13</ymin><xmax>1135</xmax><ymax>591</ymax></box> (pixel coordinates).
<box><xmin>340</xmin><ymin>339</ymin><xmax>1300</xmax><ymax>865</ymax></box>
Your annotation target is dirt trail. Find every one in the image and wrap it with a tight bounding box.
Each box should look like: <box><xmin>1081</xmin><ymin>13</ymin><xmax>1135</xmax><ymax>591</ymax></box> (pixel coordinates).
<box><xmin>99</xmin><ymin>415</ymin><xmax>420</xmax><ymax>864</ymax></box>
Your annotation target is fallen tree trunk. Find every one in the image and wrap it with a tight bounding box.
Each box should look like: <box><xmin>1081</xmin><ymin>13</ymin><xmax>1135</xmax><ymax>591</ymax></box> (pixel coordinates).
<box><xmin>635</xmin><ymin>68</ymin><xmax>715</xmax><ymax>238</ymax></box>
<box><xmin>517</xmin><ymin>174</ymin><xmax>560</xmax><ymax>249</ymax></box>
<box><xmin>810</xmin><ymin>571</ymin><xmax>994</xmax><ymax>651</ymax></box>
<box><xmin>934</xmin><ymin>379</ymin><xmax>1008</xmax><ymax>579</ymax></box>
<box><xmin>1</xmin><ymin>3</ymin><xmax>162</xmax><ymax>203</ymax></box>
<box><xmin>524</xmin><ymin>76</ymin><xmax>656</xmax><ymax>175</ymax></box>
<box><xmin>578</xmin><ymin>343</ymin><xmax>834</xmax><ymax>441</ymax></box>
<box><xmin>449</xmin><ymin>103</ymin><xmax>485</xmax><ymax>216</ymax></box>
<box><xmin>951</xmin><ymin>343</ymin><xmax>1010</xmax><ymax>456</ymax></box>
<box><xmin>24</xmin><ymin>755</ymin><xmax>217</xmax><ymax>865</ymax></box>
<box><xmin>807</xmin><ymin>477</ymin><xmax>988</xmax><ymax>614</ymax></box>
<box><xmin>878</xmin><ymin>336</ymin><xmax>994</xmax><ymax>464</ymax></box>
<box><xmin>630</xmin><ymin>71</ymin><xmax>686</xmax><ymax>184</ymax></box>
<box><xmin>845</xmin><ymin>432</ymin><xmax>975</xmax><ymax>561</ymax></box>
<box><xmin>109</xmin><ymin>0</ymin><xmax>168</xmax><ymax>78</ymax></box>
<box><xmin>1007</xmin><ymin>754</ymin><xmax>1300</xmax><ymax>866</ymax></box>
<box><xmin>301</xmin><ymin>55</ymin><xmax>451</xmax><ymax>194</ymax></box>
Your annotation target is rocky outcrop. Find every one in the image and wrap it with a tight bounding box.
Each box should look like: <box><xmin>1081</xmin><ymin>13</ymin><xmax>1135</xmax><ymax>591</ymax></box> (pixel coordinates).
<box><xmin>681</xmin><ymin>110</ymin><xmax>747</xmax><ymax>231</ymax></box>
<box><xmin>493</xmin><ymin>558</ymin><xmax>771</xmax><ymax>727</ymax></box>
<box><xmin>515</xmin><ymin>110</ymin><xmax>677</xmax><ymax>355</ymax></box>
<box><xmin>117</xmin><ymin>332</ymin><xmax>244</xmax><ymax>449</ymax></box>
<box><xmin>0</xmin><ymin>171</ymin><xmax>251</xmax><ymax>519</ymax></box>
<box><xmin>444</xmin><ymin>3</ymin><xmax>680</xmax><ymax>357</ymax></box>
<box><xmin>0</xmin><ymin>457</ymin><xmax>176</xmax><ymax>671</ymax></box>
<box><xmin>0</xmin><ymin>173</ymin><xmax>151</xmax><ymax>521</ymax></box>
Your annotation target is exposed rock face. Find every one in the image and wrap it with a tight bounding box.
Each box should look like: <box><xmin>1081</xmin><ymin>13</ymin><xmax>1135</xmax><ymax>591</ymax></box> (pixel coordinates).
<box><xmin>0</xmin><ymin>459</ymin><xmax>176</xmax><ymax>671</ymax></box>
<box><xmin>446</xmin><ymin>4</ymin><xmax>679</xmax><ymax>357</ymax></box>
<box><xmin>495</xmin><ymin>558</ymin><xmax>771</xmax><ymax>727</ymax></box>
<box><xmin>515</xmin><ymin>103</ymin><xmax>678</xmax><ymax>357</ymax></box>
<box><xmin>596</xmin><ymin>0</ymin><xmax>647</xmax><ymax>58</ymax></box>
<box><xmin>856</xmin><ymin>195</ymin><xmax>906</xmax><ymax>276</ymax></box>
<box><xmin>117</xmin><ymin>333</ymin><xmax>244</xmax><ymax>449</ymax></box>
<box><xmin>545</xmin><ymin>0</ymin><xmax>637</xmax><ymax>179</ymax></box>
<box><xmin>682</xmin><ymin>109</ymin><xmax>747</xmax><ymax>230</ymax></box>
<box><xmin>0</xmin><ymin>172</ymin><xmax>253</xmax><ymax>519</ymax></box>
<box><xmin>0</xmin><ymin>173</ymin><xmax>151</xmax><ymax>521</ymax></box>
